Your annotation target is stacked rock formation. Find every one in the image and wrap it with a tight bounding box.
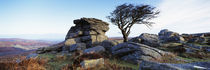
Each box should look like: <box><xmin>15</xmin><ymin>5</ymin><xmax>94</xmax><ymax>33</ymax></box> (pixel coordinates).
<box><xmin>64</xmin><ymin>18</ymin><xmax>109</xmax><ymax>48</ymax></box>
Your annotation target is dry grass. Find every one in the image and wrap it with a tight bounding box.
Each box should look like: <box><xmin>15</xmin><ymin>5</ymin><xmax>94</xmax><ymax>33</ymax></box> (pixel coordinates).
<box><xmin>156</xmin><ymin>53</ymin><xmax>186</xmax><ymax>63</ymax></box>
<box><xmin>61</xmin><ymin>59</ymin><xmax>137</xmax><ymax>70</ymax></box>
<box><xmin>179</xmin><ymin>52</ymin><xmax>210</xmax><ymax>59</ymax></box>
<box><xmin>0</xmin><ymin>57</ymin><xmax>48</xmax><ymax>70</ymax></box>
<box><xmin>60</xmin><ymin>53</ymin><xmax>138</xmax><ymax>70</ymax></box>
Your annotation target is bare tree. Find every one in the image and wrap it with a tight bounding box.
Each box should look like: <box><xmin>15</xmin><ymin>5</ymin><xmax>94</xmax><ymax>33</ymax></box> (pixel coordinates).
<box><xmin>107</xmin><ymin>4</ymin><xmax>160</xmax><ymax>42</ymax></box>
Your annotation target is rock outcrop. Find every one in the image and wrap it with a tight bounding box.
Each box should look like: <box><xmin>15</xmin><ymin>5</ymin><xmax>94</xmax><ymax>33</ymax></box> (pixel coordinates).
<box><xmin>158</xmin><ymin>29</ymin><xmax>185</xmax><ymax>43</ymax></box>
<box><xmin>128</xmin><ymin>33</ymin><xmax>160</xmax><ymax>47</ymax></box>
<box><xmin>64</xmin><ymin>18</ymin><xmax>109</xmax><ymax>48</ymax></box>
<box><xmin>111</xmin><ymin>42</ymin><xmax>166</xmax><ymax>64</ymax></box>
<box><xmin>36</xmin><ymin>41</ymin><xmax>64</xmax><ymax>54</ymax></box>
<box><xmin>139</xmin><ymin>33</ymin><xmax>160</xmax><ymax>47</ymax></box>
<box><xmin>182</xmin><ymin>33</ymin><xmax>206</xmax><ymax>43</ymax></box>
<box><xmin>36</xmin><ymin>18</ymin><xmax>109</xmax><ymax>53</ymax></box>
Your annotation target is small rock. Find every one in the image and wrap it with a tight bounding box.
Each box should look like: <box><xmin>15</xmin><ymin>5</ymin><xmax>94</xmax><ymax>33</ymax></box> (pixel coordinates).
<box><xmin>16</xmin><ymin>59</ymin><xmax>22</xmax><ymax>63</ymax></box>
<box><xmin>80</xmin><ymin>58</ymin><xmax>104</xmax><ymax>69</ymax></box>
<box><xmin>26</xmin><ymin>53</ymin><xmax>38</xmax><ymax>59</ymax></box>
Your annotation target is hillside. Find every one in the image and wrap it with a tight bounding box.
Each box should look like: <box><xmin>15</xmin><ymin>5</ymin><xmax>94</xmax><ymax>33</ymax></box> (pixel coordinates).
<box><xmin>0</xmin><ymin>47</ymin><xmax>26</xmax><ymax>56</ymax></box>
<box><xmin>0</xmin><ymin>38</ymin><xmax>58</xmax><ymax>49</ymax></box>
<box><xmin>0</xmin><ymin>38</ymin><xmax>59</xmax><ymax>56</ymax></box>
<box><xmin>0</xmin><ymin>38</ymin><xmax>57</xmax><ymax>46</ymax></box>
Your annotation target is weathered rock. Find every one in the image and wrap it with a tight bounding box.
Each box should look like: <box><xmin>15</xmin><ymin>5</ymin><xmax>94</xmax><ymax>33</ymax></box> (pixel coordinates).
<box><xmin>96</xmin><ymin>35</ymin><xmax>108</xmax><ymax>42</ymax></box>
<box><xmin>203</xmin><ymin>47</ymin><xmax>210</xmax><ymax>52</ymax></box>
<box><xmin>159</xmin><ymin>29</ymin><xmax>185</xmax><ymax>43</ymax></box>
<box><xmin>139</xmin><ymin>60</ymin><xmax>182</xmax><ymax>70</ymax></box>
<box><xmin>171</xmin><ymin>63</ymin><xmax>210</xmax><ymax>70</ymax></box>
<box><xmin>83</xmin><ymin>46</ymin><xmax>105</xmax><ymax>54</ymax></box>
<box><xmin>73</xmin><ymin>18</ymin><xmax>109</xmax><ymax>31</ymax></box>
<box><xmin>64</xmin><ymin>18</ymin><xmax>109</xmax><ymax>48</ymax></box>
<box><xmin>112</xmin><ymin>42</ymin><xmax>166</xmax><ymax>64</ymax></box>
<box><xmin>100</xmin><ymin>40</ymin><xmax>119</xmax><ymax>52</ymax></box>
<box><xmin>183</xmin><ymin>43</ymin><xmax>210</xmax><ymax>53</ymax></box>
<box><xmin>128</xmin><ymin>37</ymin><xmax>142</xmax><ymax>43</ymax></box>
<box><xmin>185</xmin><ymin>48</ymin><xmax>196</xmax><ymax>53</ymax></box>
<box><xmin>36</xmin><ymin>42</ymin><xmax>64</xmax><ymax>54</ymax></box>
<box><xmin>80</xmin><ymin>58</ymin><xmax>104</xmax><ymax>69</ymax></box>
<box><xmin>129</xmin><ymin>33</ymin><xmax>160</xmax><ymax>47</ymax></box>
<box><xmin>64</xmin><ymin>39</ymin><xmax>77</xmax><ymax>46</ymax></box>
<box><xmin>186</xmin><ymin>44</ymin><xmax>203</xmax><ymax>50</ymax></box>
<box><xmin>139</xmin><ymin>33</ymin><xmax>160</xmax><ymax>47</ymax></box>
<box><xmin>182</xmin><ymin>33</ymin><xmax>207</xmax><ymax>44</ymax></box>
<box><xmin>207</xmin><ymin>39</ymin><xmax>210</xmax><ymax>45</ymax></box>
<box><xmin>188</xmin><ymin>37</ymin><xmax>205</xmax><ymax>43</ymax></box>
<box><xmin>69</xmin><ymin>43</ymin><xmax>86</xmax><ymax>52</ymax></box>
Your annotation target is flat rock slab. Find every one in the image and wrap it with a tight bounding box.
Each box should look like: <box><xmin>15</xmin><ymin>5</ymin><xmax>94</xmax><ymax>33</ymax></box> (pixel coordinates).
<box><xmin>83</xmin><ymin>46</ymin><xmax>105</xmax><ymax>54</ymax></box>
<box><xmin>112</xmin><ymin>42</ymin><xmax>166</xmax><ymax>64</ymax></box>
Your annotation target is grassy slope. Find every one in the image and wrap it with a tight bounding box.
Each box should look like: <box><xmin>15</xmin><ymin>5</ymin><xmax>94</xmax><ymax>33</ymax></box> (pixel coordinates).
<box><xmin>38</xmin><ymin>53</ymin><xmax>139</xmax><ymax>70</ymax></box>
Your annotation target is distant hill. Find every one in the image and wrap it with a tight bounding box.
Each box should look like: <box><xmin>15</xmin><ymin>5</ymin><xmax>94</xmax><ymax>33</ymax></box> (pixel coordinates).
<box><xmin>0</xmin><ymin>47</ymin><xmax>27</xmax><ymax>56</ymax></box>
<box><xmin>0</xmin><ymin>38</ymin><xmax>58</xmax><ymax>47</ymax></box>
<box><xmin>0</xmin><ymin>38</ymin><xmax>59</xmax><ymax>56</ymax></box>
<box><xmin>0</xmin><ymin>33</ymin><xmax>65</xmax><ymax>41</ymax></box>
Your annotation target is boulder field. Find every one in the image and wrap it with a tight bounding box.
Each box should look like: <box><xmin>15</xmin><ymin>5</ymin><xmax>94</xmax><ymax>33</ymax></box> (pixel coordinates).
<box><xmin>35</xmin><ymin>18</ymin><xmax>210</xmax><ymax>69</ymax></box>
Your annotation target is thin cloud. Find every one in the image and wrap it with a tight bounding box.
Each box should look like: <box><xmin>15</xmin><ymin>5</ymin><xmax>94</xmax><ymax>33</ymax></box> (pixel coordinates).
<box><xmin>153</xmin><ymin>0</ymin><xmax>210</xmax><ymax>33</ymax></box>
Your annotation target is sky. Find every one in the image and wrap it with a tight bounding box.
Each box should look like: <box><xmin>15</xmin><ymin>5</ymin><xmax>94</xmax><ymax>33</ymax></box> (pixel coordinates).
<box><xmin>0</xmin><ymin>0</ymin><xmax>210</xmax><ymax>40</ymax></box>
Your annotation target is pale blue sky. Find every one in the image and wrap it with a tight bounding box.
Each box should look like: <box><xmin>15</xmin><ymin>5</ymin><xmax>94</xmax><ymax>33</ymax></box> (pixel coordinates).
<box><xmin>0</xmin><ymin>0</ymin><xmax>210</xmax><ymax>40</ymax></box>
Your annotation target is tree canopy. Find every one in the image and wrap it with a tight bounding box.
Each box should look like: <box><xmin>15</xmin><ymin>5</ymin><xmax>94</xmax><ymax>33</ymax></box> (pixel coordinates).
<box><xmin>107</xmin><ymin>3</ymin><xmax>160</xmax><ymax>42</ymax></box>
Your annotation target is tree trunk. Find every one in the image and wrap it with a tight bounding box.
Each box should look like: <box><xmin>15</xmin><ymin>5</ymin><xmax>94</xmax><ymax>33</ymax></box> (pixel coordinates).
<box><xmin>122</xmin><ymin>30</ymin><xmax>128</xmax><ymax>42</ymax></box>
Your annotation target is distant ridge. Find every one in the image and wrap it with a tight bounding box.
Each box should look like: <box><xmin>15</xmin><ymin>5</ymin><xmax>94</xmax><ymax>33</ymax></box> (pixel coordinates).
<box><xmin>0</xmin><ymin>38</ymin><xmax>57</xmax><ymax>47</ymax></box>
<box><xmin>0</xmin><ymin>33</ymin><xmax>65</xmax><ymax>41</ymax></box>
<box><xmin>0</xmin><ymin>38</ymin><xmax>59</xmax><ymax>56</ymax></box>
